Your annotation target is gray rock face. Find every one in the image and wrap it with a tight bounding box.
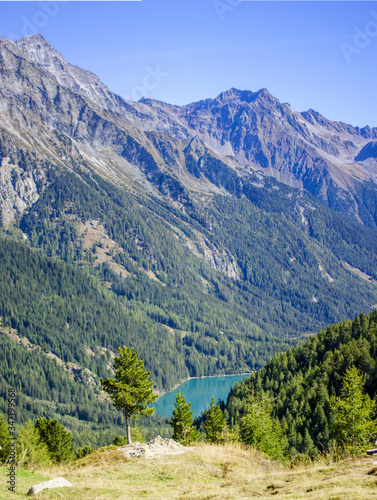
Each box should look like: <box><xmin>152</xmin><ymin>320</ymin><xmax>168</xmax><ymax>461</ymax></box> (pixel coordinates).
<box><xmin>0</xmin><ymin>156</ymin><xmax>39</xmax><ymax>224</ymax></box>
<box><xmin>2</xmin><ymin>34</ymin><xmax>377</xmax><ymax>228</ymax></box>
<box><xmin>16</xmin><ymin>34</ymin><xmax>124</xmax><ymax>117</ymax></box>
<box><xmin>28</xmin><ymin>477</ymin><xmax>73</xmax><ymax>495</ymax></box>
<box><xmin>140</xmin><ymin>90</ymin><xmax>377</xmax><ymax>226</ymax></box>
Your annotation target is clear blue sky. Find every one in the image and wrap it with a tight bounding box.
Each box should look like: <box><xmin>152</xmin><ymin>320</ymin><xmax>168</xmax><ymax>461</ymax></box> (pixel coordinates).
<box><xmin>0</xmin><ymin>1</ymin><xmax>376</xmax><ymax>127</ymax></box>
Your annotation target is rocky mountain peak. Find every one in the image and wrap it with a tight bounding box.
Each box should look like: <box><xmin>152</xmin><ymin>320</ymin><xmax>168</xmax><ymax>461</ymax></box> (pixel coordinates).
<box><xmin>214</xmin><ymin>87</ymin><xmax>276</xmax><ymax>106</ymax></box>
<box><xmin>16</xmin><ymin>34</ymin><xmax>121</xmax><ymax>114</ymax></box>
<box><xmin>2</xmin><ymin>33</ymin><xmax>377</xmax><ymax>229</ymax></box>
<box><xmin>16</xmin><ymin>34</ymin><xmax>67</xmax><ymax>71</ymax></box>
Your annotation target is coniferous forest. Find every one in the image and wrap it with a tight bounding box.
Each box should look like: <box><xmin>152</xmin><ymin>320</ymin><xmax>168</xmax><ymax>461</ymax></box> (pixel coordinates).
<box><xmin>225</xmin><ymin>311</ymin><xmax>377</xmax><ymax>458</ymax></box>
<box><xmin>1</xmin><ymin>162</ymin><xmax>377</xmax><ymax>448</ymax></box>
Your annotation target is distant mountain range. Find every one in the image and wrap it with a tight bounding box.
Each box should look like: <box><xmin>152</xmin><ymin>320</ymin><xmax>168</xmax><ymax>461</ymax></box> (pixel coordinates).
<box><xmin>1</xmin><ymin>34</ymin><xmax>377</xmax><ymax>444</ymax></box>
<box><xmin>0</xmin><ymin>33</ymin><xmax>376</xmax><ymax>227</ymax></box>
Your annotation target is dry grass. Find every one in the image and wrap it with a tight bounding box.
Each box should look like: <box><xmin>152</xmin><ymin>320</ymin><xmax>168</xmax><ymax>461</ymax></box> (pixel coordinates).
<box><xmin>1</xmin><ymin>443</ymin><xmax>377</xmax><ymax>499</ymax></box>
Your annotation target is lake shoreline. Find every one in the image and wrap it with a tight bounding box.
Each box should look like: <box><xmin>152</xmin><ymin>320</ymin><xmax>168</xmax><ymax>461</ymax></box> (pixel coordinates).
<box><xmin>154</xmin><ymin>372</ymin><xmax>252</xmax><ymax>399</ymax></box>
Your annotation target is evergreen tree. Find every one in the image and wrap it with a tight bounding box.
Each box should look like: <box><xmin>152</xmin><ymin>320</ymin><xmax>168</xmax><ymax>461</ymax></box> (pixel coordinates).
<box><xmin>75</xmin><ymin>445</ymin><xmax>95</xmax><ymax>460</ymax></box>
<box><xmin>203</xmin><ymin>396</ymin><xmax>225</xmax><ymax>444</ymax></box>
<box><xmin>302</xmin><ymin>428</ymin><xmax>317</xmax><ymax>458</ymax></box>
<box><xmin>0</xmin><ymin>412</ymin><xmax>11</xmax><ymax>463</ymax></box>
<box><xmin>169</xmin><ymin>391</ymin><xmax>200</xmax><ymax>445</ymax></box>
<box><xmin>239</xmin><ymin>395</ymin><xmax>286</xmax><ymax>461</ymax></box>
<box><xmin>15</xmin><ymin>421</ymin><xmax>51</xmax><ymax>468</ymax></box>
<box><xmin>330</xmin><ymin>366</ymin><xmax>377</xmax><ymax>456</ymax></box>
<box><xmin>101</xmin><ymin>347</ymin><xmax>157</xmax><ymax>444</ymax></box>
<box><xmin>34</xmin><ymin>418</ymin><xmax>74</xmax><ymax>463</ymax></box>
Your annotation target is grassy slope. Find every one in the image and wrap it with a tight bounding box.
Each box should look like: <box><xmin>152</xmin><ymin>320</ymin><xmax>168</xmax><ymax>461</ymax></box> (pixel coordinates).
<box><xmin>1</xmin><ymin>443</ymin><xmax>377</xmax><ymax>499</ymax></box>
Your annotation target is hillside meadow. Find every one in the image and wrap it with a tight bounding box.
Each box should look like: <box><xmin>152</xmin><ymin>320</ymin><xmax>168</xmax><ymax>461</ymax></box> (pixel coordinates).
<box><xmin>1</xmin><ymin>442</ymin><xmax>377</xmax><ymax>499</ymax></box>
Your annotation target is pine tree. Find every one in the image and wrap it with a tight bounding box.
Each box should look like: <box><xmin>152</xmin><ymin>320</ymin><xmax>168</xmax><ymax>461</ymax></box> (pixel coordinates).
<box><xmin>34</xmin><ymin>418</ymin><xmax>74</xmax><ymax>463</ymax></box>
<box><xmin>302</xmin><ymin>428</ymin><xmax>317</xmax><ymax>458</ymax></box>
<box><xmin>203</xmin><ymin>396</ymin><xmax>225</xmax><ymax>444</ymax></box>
<box><xmin>169</xmin><ymin>391</ymin><xmax>200</xmax><ymax>445</ymax></box>
<box><xmin>101</xmin><ymin>346</ymin><xmax>157</xmax><ymax>444</ymax></box>
<box><xmin>15</xmin><ymin>421</ymin><xmax>51</xmax><ymax>468</ymax></box>
<box><xmin>0</xmin><ymin>412</ymin><xmax>11</xmax><ymax>463</ymax></box>
<box><xmin>239</xmin><ymin>395</ymin><xmax>286</xmax><ymax>461</ymax></box>
<box><xmin>312</xmin><ymin>403</ymin><xmax>329</xmax><ymax>449</ymax></box>
<box><xmin>330</xmin><ymin>366</ymin><xmax>377</xmax><ymax>456</ymax></box>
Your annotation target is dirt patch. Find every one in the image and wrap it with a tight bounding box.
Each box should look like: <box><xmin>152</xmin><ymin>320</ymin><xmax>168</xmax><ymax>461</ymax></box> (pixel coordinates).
<box><xmin>78</xmin><ymin>220</ymin><xmax>129</xmax><ymax>276</ymax></box>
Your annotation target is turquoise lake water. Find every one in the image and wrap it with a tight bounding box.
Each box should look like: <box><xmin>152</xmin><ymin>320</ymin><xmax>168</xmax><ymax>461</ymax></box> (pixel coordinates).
<box><xmin>154</xmin><ymin>374</ymin><xmax>251</xmax><ymax>418</ymax></box>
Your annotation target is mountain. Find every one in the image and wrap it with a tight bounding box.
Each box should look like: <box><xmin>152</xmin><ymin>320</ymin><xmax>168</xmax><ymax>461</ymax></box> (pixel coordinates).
<box><xmin>1</xmin><ymin>34</ymin><xmax>377</xmax><ymax>443</ymax></box>
<box><xmin>140</xmin><ymin>88</ymin><xmax>377</xmax><ymax>227</ymax></box>
<box><xmin>9</xmin><ymin>34</ymin><xmax>377</xmax><ymax>228</ymax></box>
<box><xmin>225</xmin><ymin>310</ymin><xmax>377</xmax><ymax>457</ymax></box>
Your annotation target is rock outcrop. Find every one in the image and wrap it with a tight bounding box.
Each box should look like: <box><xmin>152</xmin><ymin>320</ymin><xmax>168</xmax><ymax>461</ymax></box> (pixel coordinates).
<box><xmin>28</xmin><ymin>477</ymin><xmax>73</xmax><ymax>495</ymax></box>
<box><xmin>117</xmin><ymin>436</ymin><xmax>187</xmax><ymax>459</ymax></box>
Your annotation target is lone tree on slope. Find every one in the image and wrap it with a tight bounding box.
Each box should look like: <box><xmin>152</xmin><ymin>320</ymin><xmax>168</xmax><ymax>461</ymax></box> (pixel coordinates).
<box><xmin>101</xmin><ymin>347</ymin><xmax>157</xmax><ymax>444</ymax></box>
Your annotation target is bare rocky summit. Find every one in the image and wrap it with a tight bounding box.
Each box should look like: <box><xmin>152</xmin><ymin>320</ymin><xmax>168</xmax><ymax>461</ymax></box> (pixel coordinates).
<box><xmin>1</xmin><ymin>33</ymin><xmax>377</xmax><ymax>229</ymax></box>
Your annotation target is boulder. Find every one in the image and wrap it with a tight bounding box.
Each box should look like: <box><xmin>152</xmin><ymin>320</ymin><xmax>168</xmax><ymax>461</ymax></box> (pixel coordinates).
<box><xmin>28</xmin><ymin>477</ymin><xmax>73</xmax><ymax>495</ymax></box>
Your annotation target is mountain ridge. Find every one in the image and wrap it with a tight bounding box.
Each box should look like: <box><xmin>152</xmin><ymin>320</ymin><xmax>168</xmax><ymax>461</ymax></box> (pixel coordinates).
<box><xmin>3</xmin><ymin>33</ymin><xmax>377</xmax><ymax>228</ymax></box>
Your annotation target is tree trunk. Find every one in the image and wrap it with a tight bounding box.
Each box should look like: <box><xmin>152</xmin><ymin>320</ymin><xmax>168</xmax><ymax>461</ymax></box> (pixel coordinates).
<box><xmin>125</xmin><ymin>411</ymin><xmax>132</xmax><ymax>444</ymax></box>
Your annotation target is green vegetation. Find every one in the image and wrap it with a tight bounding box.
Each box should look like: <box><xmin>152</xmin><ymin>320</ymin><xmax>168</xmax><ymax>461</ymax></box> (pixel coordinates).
<box><xmin>0</xmin><ymin>413</ymin><xmax>11</xmax><ymax>463</ymax></box>
<box><xmin>330</xmin><ymin>366</ymin><xmax>377</xmax><ymax>457</ymax></box>
<box><xmin>0</xmin><ymin>329</ymin><xmax>129</xmax><ymax>449</ymax></box>
<box><xmin>239</xmin><ymin>394</ymin><xmax>286</xmax><ymax>461</ymax></box>
<box><xmin>0</xmin><ymin>311</ymin><xmax>375</xmax><ymax>485</ymax></box>
<box><xmin>15</xmin><ymin>421</ymin><xmax>51</xmax><ymax>469</ymax></box>
<box><xmin>19</xmin><ymin>170</ymin><xmax>377</xmax><ymax>339</ymax></box>
<box><xmin>1</xmin><ymin>163</ymin><xmax>377</xmax><ymax>450</ymax></box>
<box><xmin>169</xmin><ymin>391</ymin><xmax>200</xmax><ymax>445</ymax></box>
<box><xmin>0</xmin><ymin>234</ymin><xmax>189</xmax><ymax>392</ymax></box>
<box><xmin>226</xmin><ymin>311</ymin><xmax>377</xmax><ymax>459</ymax></box>
<box><xmin>202</xmin><ymin>396</ymin><xmax>226</xmax><ymax>444</ymax></box>
<box><xmin>34</xmin><ymin>418</ymin><xmax>74</xmax><ymax>463</ymax></box>
<box><xmin>101</xmin><ymin>347</ymin><xmax>157</xmax><ymax>444</ymax></box>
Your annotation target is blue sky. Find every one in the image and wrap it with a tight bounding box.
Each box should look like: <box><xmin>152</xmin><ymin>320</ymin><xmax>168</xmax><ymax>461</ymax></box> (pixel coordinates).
<box><xmin>0</xmin><ymin>1</ymin><xmax>376</xmax><ymax>126</ymax></box>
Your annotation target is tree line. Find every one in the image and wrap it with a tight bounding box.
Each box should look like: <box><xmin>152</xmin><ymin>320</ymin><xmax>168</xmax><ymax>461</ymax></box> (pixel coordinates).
<box><xmin>1</xmin><ymin>334</ymin><xmax>376</xmax><ymax>468</ymax></box>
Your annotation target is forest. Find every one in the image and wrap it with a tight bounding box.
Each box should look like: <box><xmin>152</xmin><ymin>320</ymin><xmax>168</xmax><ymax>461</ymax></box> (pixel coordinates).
<box><xmin>1</xmin><ymin>165</ymin><xmax>377</xmax><ymax>447</ymax></box>
<box><xmin>225</xmin><ymin>310</ymin><xmax>377</xmax><ymax>458</ymax></box>
<box><xmin>1</xmin><ymin>311</ymin><xmax>377</xmax><ymax>461</ymax></box>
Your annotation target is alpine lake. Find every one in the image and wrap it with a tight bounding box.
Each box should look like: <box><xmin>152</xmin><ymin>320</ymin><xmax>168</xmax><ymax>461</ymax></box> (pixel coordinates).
<box><xmin>153</xmin><ymin>374</ymin><xmax>251</xmax><ymax>418</ymax></box>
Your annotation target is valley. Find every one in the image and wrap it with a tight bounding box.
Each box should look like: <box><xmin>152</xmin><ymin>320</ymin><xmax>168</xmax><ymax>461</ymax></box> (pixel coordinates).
<box><xmin>0</xmin><ymin>33</ymin><xmax>377</xmax><ymax>453</ymax></box>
